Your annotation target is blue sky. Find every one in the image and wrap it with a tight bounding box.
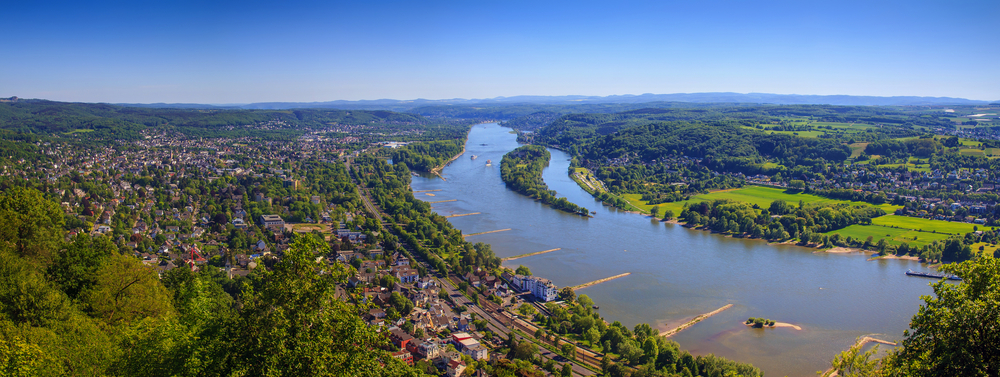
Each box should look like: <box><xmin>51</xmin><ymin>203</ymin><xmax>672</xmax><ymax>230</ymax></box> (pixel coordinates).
<box><xmin>2</xmin><ymin>0</ymin><xmax>998</xmax><ymax>103</ymax></box>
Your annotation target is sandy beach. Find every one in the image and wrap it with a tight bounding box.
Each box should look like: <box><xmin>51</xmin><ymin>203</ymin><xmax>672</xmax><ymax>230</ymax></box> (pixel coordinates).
<box><xmin>868</xmin><ymin>254</ymin><xmax>920</xmax><ymax>261</ymax></box>
<box><xmin>821</xmin><ymin>247</ymin><xmax>866</xmax><ymax>254</ymax></box>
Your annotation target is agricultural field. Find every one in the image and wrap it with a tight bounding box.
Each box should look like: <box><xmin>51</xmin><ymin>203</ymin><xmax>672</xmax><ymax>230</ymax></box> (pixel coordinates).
<box><xmin>764</xmin><ymin>130</ymin><xmax>824</xmax><ymax>138</ymax></box>
<box><xmin>823</xmin><ymin>224</ymin><xmax>950</xmax><ymax>248</ymax></box>
<box><xmin>870</xmin><ymin>215</ymin><xmax>992</xmax><ymax>235</ymax></box>
<box><xmin>958</xmin><ymin>138</ymin><xmax>982</xmax><ymax>147</ymax></box>
<box><xmin>960</xmin><ymin>148</ymin><xmax>985</xmax><ymax>157</ymax></box>
<box><xmin>812</xmin><ymin>122</ymin><xmax>879</xmax><ymax>131</ymax></box>
<box><xmin>870</xmin><ymin>157</ymin><xmax>932</xmax><ymax>172</ymax></box>
<box><xmin>624</xmin><ymin>185</ymin><xmax>900</xmax><ymax>217</ymax></box>
<box><xmin>848</xmin><ymin>142</ymin><xmax>869</xmax><ymax>158</ymax></box>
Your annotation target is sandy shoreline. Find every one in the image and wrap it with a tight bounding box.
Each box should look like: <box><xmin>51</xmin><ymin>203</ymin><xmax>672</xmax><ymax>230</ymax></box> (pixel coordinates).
<box><xmin>821</xmin><ymin>247</ymin><xmax>866</xmax><ymax>254</ymax></box>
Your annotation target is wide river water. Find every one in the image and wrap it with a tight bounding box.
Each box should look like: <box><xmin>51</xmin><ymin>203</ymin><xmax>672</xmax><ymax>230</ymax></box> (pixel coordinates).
<box><xmin>409</xmin><ymin>123</ymin><xmax>937</xmax><ymax>376</ymax></box>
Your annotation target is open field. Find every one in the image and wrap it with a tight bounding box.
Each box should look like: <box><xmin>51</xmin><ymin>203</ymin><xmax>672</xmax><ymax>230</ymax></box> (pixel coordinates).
<box><xmin>875</xmin><ymin>162</ymin><xmax>931</xmax><ymax>173</ymax></box>
<box><xmin>823</xmin><ymin>224</ymin><xmax>950</xmax><ymax>248</ymax></box>
<box><xmin>764</xmin><ymin>130</ymin><xmax>824</xmax><ymax>138</ymax></box>
<box><xmin>848</xmin><ymin>142</ymin><xmax>869</xmax><ymax>158</ymax></box>
<box><xmin>871</xmin><ymin>215</ymin><xmax>993</xmax><ymax>235</ymax></box>
<box><xmin>960</xmin><ymin>148</ymin><xmax>984</xmax><ymax>157</ymax></box>
<box><xmin>971</xmin><ymin>242</ymin><xmax>999</xmax><ymax>256</ymax></box>
<box><xmin>625</xmin><ymin>186</ymin><xmax>900</xmax><ymax>217</ymax></box>
<box><xmin>870</xmin><ymin>156</ymin><xmax>932</xmax><ymax>172</ymax></box>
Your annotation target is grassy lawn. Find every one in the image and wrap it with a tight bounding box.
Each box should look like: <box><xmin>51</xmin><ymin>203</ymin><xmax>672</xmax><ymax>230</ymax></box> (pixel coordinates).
<box><xmin>823</xmin><ymin>224</ymin><xmax>950</xmax><ymax>248</ymax></box>
<box><xmin>871</xmin><ymin>215</ymin><xmax>993</xmax><ymax>235</ymax></box>
<box><xmin>627</xmin><ymin>186</ymin><xmax>901</xmax><ymax>218</ymax></box>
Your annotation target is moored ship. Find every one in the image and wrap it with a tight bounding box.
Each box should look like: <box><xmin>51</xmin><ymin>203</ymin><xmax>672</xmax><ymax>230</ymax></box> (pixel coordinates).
<box><xmin>905</xmin><ymin>269</ymin><xmax>961</xmax><ymax>281</ymax></box>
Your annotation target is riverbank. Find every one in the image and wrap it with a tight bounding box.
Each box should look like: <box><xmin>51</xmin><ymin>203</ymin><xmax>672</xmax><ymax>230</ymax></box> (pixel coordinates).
<box><xmin>409</xmin><ymin>123</ymin><xmax>934</xmax><ymax>377</ymax></box>
<box><xmin>429</xmin><ymin>136</ymin><xmax>467</xmax><ymax>180</ymax></box>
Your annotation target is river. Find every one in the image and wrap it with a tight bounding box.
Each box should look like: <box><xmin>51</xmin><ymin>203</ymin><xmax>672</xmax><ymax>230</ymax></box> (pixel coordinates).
<box><xmin>409</xmin><ymin>123</ymin><xmax>936</xmax><ymax>376</ymax></box>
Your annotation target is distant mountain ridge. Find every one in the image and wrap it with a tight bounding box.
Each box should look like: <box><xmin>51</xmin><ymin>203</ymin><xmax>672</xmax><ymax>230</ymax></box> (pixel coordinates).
<box><xmin>116</xmin><ymin>92</ymin><xmax>995</xmax><ymax>110</ymax></box>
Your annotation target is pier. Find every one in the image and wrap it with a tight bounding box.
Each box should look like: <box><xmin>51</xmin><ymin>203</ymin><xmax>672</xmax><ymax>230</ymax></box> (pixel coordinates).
<box><xmin>413</xmin><ymin>189</ymin><xmax>442</xmax><ymax>193</ymax></box>
<box><xmin>569</xmin><ymin>272</ymin><xmax>631</xmax><ymax>290</ymax></box>
<box><xmin>660</xmin><ymin>304</ymin><xmax>734</xmax><ymax>337</ymax></box>
<box><xmin>445</xmin><ymin>212</ymin><xmax>481</xmax><ymax>218</ymax></box>
<box><xmin>501</xmin><ymin>248</ymin><xmax>560</xmax><ymax>261</ymax></box>
<box><xmin>463</xmin><ymin>228</ymin><xmax>511</xmax><ymax>238</ymax></box>
<box><xmin>427</xmin><ymin>199</ymin><xmax>457</xmax><ymax>204</ymax></box>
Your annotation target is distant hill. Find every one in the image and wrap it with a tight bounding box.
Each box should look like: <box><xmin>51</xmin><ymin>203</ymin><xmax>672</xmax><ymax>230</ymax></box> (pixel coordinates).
<box><xmin>113</xmin><ymin>92</ymin><xmax>995</xmax><ymax>110</ymax></box>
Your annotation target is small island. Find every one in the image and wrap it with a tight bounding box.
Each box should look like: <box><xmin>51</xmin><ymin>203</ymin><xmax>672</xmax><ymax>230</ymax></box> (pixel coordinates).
<box><xmin>500</xmin><ymin>145</ymin><xmax>591</xmax><ymax>216</ymax></box>
<box><xmin>745</xmin><ymin>317</ymin><xmax>803</xmax><ymax>330</ymax></box>
<box><xmin>746</xmin><ymin>317</ymin><xmax>776</xmax><ymax>328</ymax></box>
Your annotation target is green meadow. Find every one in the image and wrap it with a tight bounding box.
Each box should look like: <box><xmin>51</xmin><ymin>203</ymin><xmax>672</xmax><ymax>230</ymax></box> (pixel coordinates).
<box><xmin>823</xmin><ymin>216</ymin><xmax>993</xmax><ymax>249</ymax></box>
<box><xmin>871</xmin><ymin>215</ymin><xmax>991</xmax><ymax>235</ymax></box>
<box><xmin>823</xmin><ymin>224</ymin><xmax>950</xmax><ymax>248</ymax></box>
<box><xmin>625</xmin><ymin>185</ymin><xmax>900</xmax><ymax>217</ymax></box>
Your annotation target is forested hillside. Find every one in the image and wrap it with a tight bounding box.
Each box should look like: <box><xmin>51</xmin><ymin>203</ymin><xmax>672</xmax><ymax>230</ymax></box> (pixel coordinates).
<box><xmin>0</xmin><ymin>100</ymin><xmax>463</xmax><ymax>143</ymax></box>
<box><xmin>0</xmin><ymin>187</ymin><xmax>420</xmax><ymax>377</ymax></box>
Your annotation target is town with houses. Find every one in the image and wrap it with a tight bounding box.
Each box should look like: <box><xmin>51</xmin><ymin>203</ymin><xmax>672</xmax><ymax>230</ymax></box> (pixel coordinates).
<box><xmin>2</xmin><ymin>106</ymin><xmax>999</xmax><ymax>376</ymax></box>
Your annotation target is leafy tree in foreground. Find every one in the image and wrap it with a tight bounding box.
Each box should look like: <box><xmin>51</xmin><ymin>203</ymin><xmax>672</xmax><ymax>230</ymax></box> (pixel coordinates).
<box><xmin>881</xmin><ymin>255</ymin><xmax>1000</xmax><ymax>376</ymax></box>
<box><xmin>227</xmin><ymin>234</ymin><xmax>420</xmax><ymax>377</ymax></box>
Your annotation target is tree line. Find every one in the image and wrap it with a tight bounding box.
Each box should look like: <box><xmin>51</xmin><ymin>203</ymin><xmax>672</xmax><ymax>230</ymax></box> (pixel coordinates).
<box><xmin>500</xmin><ymin>145</ymin><xmax>590</xmax><ymax>216</ymax></box>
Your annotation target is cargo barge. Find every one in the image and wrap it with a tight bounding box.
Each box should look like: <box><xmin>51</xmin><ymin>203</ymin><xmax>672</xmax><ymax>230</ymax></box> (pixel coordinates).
<box><xmin>905</xmin><ymin>269</ymin><xmax>961</xmax><ymax>281</ymax></box>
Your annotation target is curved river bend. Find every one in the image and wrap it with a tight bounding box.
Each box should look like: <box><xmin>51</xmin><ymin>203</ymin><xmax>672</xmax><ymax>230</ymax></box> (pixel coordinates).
<box><xmin>410</xmin><ymin>123</ymin><xmax>934</xmax><ymax>376</ymax></box>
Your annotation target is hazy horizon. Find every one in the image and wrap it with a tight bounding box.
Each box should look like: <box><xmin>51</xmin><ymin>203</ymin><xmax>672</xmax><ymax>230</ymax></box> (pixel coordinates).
<box><xmin>3</xmin><ymin>0</ymin><xmax>998</xmax><ymax>103</ymax></box>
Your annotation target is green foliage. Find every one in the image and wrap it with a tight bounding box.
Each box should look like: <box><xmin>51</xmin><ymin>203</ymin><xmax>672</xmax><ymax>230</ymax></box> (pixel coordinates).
<box><xmin>0</xmin><ymin>100</ymin><xmax>457</xmax><ymax>143</ymax></box>
<box><xmin>82</xmin><ymin>253</ymin><xmax>175</xmax><ymax>327</ymax></box>
<box><xmin>515</xmin><ymin>265</ymin><xmax>532</xmax><ymax>276</ymax></box>
<box><xmin>558</xmin><ymin>287</ymin><xmax>575</xmax><ymax>303</ymax></box>
<box><xmin>829</xmin><ymin>338</ymin><xmax>881</xmax><ymax>377</ymax></box>
<box><xmin>390</xmin><ymin>140</ymin><xmax>464</xmax><ymax>172</ymax></box>
<box><xmin>518</xmin><ymin>303</ymin><xmax>537</xmax><ymax>317</ymax></box>
<box><xmin>229</xmin><ymin>234</ymin><xmax>417</xmax><ymax>376</ymax></box>
<box><xmin>0</xmin><ymin>187</ymin><xmax>65</xmax><ymax>263</ymax></box>
<box><xmin>500</xmin><ymin>145</ymin><xmax>588</xmax><ymax>215</ymax></box>
<box><xmin>48</xmin><ymin>234</ymin><xmax>117</xmax><ymax>299</ymax></box>
<box><xmin>882</xmin><ymin>255</ymin><xmax>1000</xmax><ymax>376</ymax></box>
